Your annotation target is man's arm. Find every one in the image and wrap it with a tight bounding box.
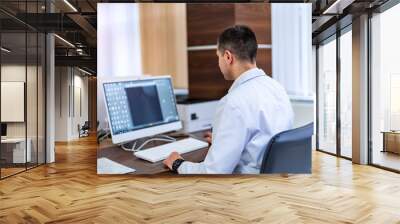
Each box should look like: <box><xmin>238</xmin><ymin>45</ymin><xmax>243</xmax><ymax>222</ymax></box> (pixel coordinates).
<box><xmin>164</xmin><ymin>103</ymin><xmax>248</xmax><ymax>174</ymax></box>
<box><xmin>204</xmin><ymin>131</ymin><xmax>212</xmax><ymax>144</ymax></box>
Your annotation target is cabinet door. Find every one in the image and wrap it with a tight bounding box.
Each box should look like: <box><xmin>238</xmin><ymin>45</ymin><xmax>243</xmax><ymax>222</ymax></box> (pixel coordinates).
<box><xmin>186</xmin><ymin>3</ymin><xmax>272</xmax><ymax>100</ymax></box>
<box><xmin>187</xmin><ymin>3</ymin><xmax>235</xmax><ymax>46</ymax></box>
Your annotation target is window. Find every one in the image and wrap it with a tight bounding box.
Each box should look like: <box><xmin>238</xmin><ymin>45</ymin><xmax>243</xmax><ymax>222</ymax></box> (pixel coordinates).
<box><xmin>370</xmin><ymin>3</ymin><xmax>400</xmax><ymax>171</ymax></box>
<box><xmin>316</xmin><ymin>25</ymin><xmax>353</xmax><ymax>159</ymax></box>
<box><xmin>0</xmin><ymin>1</ymin><xmax>47</xmax><ymax>179</ymax></box>
<box><xmin>317</xmin><ymin>37</ymin><xmax>337</xmax><ymax>155</ymax></box>
<box><xmin>339</xmin><ymin>29</ymin><xmax>352</xmax><ymax>158</ymax></box>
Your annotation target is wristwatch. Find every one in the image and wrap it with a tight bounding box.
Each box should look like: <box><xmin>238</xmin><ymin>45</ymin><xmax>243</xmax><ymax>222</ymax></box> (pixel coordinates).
<box><xmin>171</xmin><ymin>158</ymin><xmax>185</xmax><ymax>173</ymax></box>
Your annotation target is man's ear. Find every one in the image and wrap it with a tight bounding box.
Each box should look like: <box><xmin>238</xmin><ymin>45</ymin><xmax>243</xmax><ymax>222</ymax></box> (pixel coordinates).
<box><xmin>224</xmin><ymin>50</ymin><xmax>233</xmax><ymax>65</ymax></box>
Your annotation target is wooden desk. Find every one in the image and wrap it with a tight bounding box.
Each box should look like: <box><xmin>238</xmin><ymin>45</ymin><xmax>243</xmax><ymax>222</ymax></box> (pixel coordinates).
<box><xmin>97</xmin><ymin>133</ymin><xmax>209</xmax><ymax>174</ymax></box>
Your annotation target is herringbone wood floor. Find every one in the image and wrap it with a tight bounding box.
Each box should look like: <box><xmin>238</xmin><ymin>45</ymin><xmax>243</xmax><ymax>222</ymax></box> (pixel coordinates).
<box><xmin>1</xmin><ymin>136</ymin><xmax>400</xmax><ymax>224</ymax></box>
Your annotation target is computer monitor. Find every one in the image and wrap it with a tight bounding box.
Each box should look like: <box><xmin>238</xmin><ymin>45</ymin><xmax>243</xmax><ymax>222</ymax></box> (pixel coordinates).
<box><xmin>103</xmin><ymin>76</ymin><xmax>181</xmax><ymax>144</ymax></box>
<box><xmin>1</xmin><ymin>123</ymin><xmax>7</xmax><ymax>137</ymax></box>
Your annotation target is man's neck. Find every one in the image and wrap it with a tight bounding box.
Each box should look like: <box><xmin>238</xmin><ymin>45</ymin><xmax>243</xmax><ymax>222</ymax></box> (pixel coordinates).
<box><xmin>232</xmin><ymin>63</ymin><xmax>257</xmax><ymax>80</ymax></box>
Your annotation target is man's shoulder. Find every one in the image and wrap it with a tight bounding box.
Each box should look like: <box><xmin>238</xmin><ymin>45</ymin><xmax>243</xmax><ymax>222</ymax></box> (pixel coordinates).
<box><xmin>225</xmin><ymin>75</ymin><xmax>290</xmax><ymax>108</ymax></box>
<box><xmin>223</xmin><ymin>93</ymin><xmax>242</xmax><ymax>110</ymax></box>
<box><xmin>228</xmin><ymin>75</ymin><xmax>269</xmax><ymax>97</ymax></box>
<box><xmin>224</xmin><ymin>84</ymin><xmax>257</xmax><ymax>110</ymax></box>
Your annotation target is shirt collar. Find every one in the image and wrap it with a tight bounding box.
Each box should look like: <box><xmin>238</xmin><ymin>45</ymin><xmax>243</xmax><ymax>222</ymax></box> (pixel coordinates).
<box><xmin>228</xmin><ymin>67</ymin><xmax>265</xmax><ymax>93</ymax></box>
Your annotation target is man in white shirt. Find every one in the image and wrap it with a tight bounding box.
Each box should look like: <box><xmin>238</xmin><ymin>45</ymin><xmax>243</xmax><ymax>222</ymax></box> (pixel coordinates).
<box><xmin>163</xmin><ymin>25</ymin><xmax>294</xmax><ymax>174</ymax></box>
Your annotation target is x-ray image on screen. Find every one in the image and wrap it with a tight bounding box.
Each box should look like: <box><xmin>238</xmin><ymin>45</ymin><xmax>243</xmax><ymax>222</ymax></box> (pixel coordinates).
<box><xmin>125</xmin><ymin>85</ymin><xmax>163</xmax><ymax>126</ymax></box>
<box><xmin>103</xmin><ymin>77</ymin><xmax>180</xmax><ymax>135</ymax></box>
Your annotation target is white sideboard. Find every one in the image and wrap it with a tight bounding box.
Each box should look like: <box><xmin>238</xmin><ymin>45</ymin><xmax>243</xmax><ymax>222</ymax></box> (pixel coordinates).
<box><xmin>1</xmin><ymin>138</ymin><xmax>32</xmax><ymax>163</ymax></box>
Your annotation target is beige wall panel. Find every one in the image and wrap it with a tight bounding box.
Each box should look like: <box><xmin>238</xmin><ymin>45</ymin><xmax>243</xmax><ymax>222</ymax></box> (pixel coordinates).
<box><xmin>139</xmin><ymin>3</ymin><xmax>188</xmax><ymax>89</ymax></box>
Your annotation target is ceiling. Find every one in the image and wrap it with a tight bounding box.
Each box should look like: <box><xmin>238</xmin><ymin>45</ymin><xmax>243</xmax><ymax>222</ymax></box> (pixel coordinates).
<box><xmin>0</xmin><ymin>0</ymin><xmax>395</xmax><ymax>75</ymax></box>
<box><xmin>311</xmin><ymin>0</ymin><xmax>391</xmax><ymax>43</ymax></box>
<box><xmin>1</xmin><ymin>0</ymin><xmax>99</xmax><ymax>74</ymax></box>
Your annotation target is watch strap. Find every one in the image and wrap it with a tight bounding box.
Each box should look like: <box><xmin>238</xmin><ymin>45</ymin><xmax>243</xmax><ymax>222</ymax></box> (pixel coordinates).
<box><xmin>172</xmin><ymin>158</ymin><xmax>185</xmax><ymax>173</ymax></box>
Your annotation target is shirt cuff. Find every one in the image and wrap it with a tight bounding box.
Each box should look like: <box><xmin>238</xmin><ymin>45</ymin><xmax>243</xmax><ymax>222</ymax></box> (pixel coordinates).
<box><xmin>177</xmin><ymin>161</ymin><xmax>207</xmax><ymax>174</ymax></box>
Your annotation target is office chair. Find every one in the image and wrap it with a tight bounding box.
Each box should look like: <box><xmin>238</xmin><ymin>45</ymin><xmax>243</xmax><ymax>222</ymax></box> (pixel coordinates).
<box><xmin>260</xmin><ymin>122</ymin><xmax>314</xmax><ymax>174</ymax></box>
<box><xmin>79</xmin><ymin>121</ymin><xmax>90</xmax><ymax>138</ymax></box>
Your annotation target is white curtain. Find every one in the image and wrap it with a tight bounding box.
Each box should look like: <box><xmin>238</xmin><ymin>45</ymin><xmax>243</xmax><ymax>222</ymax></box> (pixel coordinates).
<box><xmin>97</xmin><ymin>3</ymin><xmax>142</xmax><ymax>129</ymax></box>
<box><xmin>271</xmin><ymin>4</ymin><xmax>313</xmax><ymax>99</ymax></box>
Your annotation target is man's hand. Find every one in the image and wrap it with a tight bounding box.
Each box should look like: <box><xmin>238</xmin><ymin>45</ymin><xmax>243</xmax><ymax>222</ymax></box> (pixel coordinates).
<box><xmin>204</xmin><ymin>131</ymin><xmax>212</xmax><ymax>144</ymax></box>
<box><xmin>163</xmin><ymin>152</ymin><xmax>183</xmax><ymax>170</ymax></box>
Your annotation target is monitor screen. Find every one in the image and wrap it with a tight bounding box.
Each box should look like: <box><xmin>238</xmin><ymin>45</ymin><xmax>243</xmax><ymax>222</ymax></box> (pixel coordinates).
<box><xmin>103</xmin><ymin>77</ymin><xmax>180</xmax><ymax>136</ymax></box>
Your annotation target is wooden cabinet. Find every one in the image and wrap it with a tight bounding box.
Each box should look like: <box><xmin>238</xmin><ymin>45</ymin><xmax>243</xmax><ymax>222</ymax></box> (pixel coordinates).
<box><xmin>234</xmin><ymin>4</ymin><xmax>271</xmax><ymax>45</ymax></box>
<box><xmin>187</xmin><ymin>4</ymin><xmax>235</xmax><ymax>46</ymax></box>
<box><xmin>188</xmin><ymin>50</ymin><xmax>232</xmax><ymax>100</ymax></box>
<box><xmin>186</xmin><ymin>3</ymin><xmax>272</xmax><ymax>100</ymax></box>
<box><xmin>188</xmin><ymin>49</ymin><xmax>271</xmax><ymax>100</ymax></box>
<box><xmin>138</xmin><ymin>3</ymin><xmax>272</xmax><ymax>100</ymax></box>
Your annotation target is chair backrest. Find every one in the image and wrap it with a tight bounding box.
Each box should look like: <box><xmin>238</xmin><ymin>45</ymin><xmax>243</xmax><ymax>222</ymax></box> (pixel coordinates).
<box><xmin>260</xmin><ymin>122</ymin><xmax>314</xmax><ymax>174</ymax></box>
<box><xmin>82</xmin><ymin>121</ymin><xmax>90</xmax><ymax>129</ymax></box>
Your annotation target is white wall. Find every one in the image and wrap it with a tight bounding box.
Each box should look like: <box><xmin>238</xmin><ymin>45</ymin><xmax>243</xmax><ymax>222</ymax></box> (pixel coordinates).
<box><xmin>1</xmin><ymin>65</ymin><xmax>36</xmax><ymax>137</ymax></box>
<box><xmin>291</xmin><ymin>100</ymin><xmax>314</xmax><ymax>128</ymax></box>
<box><xmin>1</xmin><ymin>64</ymin><xmax>46</xmax><ymax>163</ymax></box>
<box><xmin>55</xmin><ymin>67</ymin><xmax>68</xmax><ymax>141</ymax></box>
<box><xmin>55</xmin><ymin>67</ymin><xmax>89</xmax><ymax>141</ymax></box>
<box><xmin>271</xmin><ymin>3</ymin><xmax>315</xmax><ymax>138</ymax></box>
<box><xmin>76</xmin><ymin>74</ymin><xmax>89</xmax><ymax>121</ymax></box>
<box><xmin>72</xmin><ymin>74</ymin><xmax>89</xmax><ymax>138</ymax></box>
<box><xmin>97</xmin><ymin>3</ymin><xmax>142</xmax><ymax>130</ymax></box>
<box><xmin>291</xmin><ymin>99</ymin><xmax>315</xmax><ymax>149</ymax></box>
<box><xmin>271</xmin><ymin>3</ymin><xmax>313</xmax><ymax>98</ymax></box>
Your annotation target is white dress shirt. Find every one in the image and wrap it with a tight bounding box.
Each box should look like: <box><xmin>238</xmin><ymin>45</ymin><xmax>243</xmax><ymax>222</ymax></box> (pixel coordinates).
<box><xmin>178</xmin><ymin>68</ymin><xmax>294</xmax><ymax>174</ymax></box>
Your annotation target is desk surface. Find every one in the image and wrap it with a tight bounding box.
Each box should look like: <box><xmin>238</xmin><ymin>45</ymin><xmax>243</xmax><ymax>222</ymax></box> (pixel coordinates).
<box><xmin>97</xmin><ymin>132</ymin><xmax>209</xmax><ymax>174</ymax></box>
<box><xmin>1</xmin><ymin>138</ymin><xmax>29</xmax><ymax>143</ymax></box>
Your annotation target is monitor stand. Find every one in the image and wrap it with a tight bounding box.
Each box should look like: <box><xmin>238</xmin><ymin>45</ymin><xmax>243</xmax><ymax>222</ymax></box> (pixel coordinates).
<box><xmin>120</xmin><ymin>134</ymin><xmax>177</xmax><ymax>152</ymax></box>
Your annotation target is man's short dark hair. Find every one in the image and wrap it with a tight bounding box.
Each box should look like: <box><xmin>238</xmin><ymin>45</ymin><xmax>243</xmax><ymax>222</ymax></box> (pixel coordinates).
<box><xmin>217</xmin><ymin>25</ymin><xmax>258</xmax><ymax>63</ymax></box>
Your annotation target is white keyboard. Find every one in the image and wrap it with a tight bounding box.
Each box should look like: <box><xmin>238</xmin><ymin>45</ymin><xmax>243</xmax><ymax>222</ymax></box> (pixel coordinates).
<box><xmin>134</xmin><ymin>137</ymin><xmax>208</xmax><ymax>163</ymax></box>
